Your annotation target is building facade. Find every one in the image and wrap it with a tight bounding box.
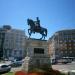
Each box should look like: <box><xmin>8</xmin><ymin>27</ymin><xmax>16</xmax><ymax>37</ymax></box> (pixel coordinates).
<box><xmin>0</xmin><ymin>25</ymin><xmax>27</xmax><ymax>60</ymax></box>
<box><xmin>48</xmin><ymin>29</ymin><xmax>75</xmax><ymax>61</ymax></box>
<box><xmin>0</xmin><ymin>28</ymin><xmax>6</xmax><ymax>59</ymax></box>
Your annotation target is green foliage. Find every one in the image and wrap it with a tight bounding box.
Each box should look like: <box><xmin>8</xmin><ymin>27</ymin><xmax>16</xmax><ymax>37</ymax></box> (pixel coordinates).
<box><xmin>1</xmin><ymin>72</ymin><xmax>14</xmax><ymax>75</ymax></box>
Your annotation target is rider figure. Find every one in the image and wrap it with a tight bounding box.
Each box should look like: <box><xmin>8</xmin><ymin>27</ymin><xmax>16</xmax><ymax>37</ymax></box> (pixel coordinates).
<box><xmin>35</xmin><ymin>17</ymin><xmax>41</xmax><ymax>29</ymax></box>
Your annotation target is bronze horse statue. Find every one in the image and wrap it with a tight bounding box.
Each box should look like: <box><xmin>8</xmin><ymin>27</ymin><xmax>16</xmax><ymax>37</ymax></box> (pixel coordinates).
<box><xmin>27</xmin><ymin>18</ymin><xmax>47</xmax><ymax>39</ymax></box>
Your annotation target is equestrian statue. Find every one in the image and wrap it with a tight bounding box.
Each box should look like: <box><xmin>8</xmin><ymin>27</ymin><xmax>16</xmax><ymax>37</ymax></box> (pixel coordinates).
<box><xmin>27</xmin><ymin>17</ymin><xmax>47</xmax><ymax>40</ymax></box>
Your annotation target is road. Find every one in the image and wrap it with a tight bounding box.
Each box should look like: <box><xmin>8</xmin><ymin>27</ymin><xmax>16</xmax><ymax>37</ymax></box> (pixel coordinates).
<box><xmin>1</xmin><ymin>61</ymin><xmax>75</xmax><ymax>73</ymax></box>
<box><xmin>10</xmin><ymin>62</ymin><xmax>75</xmax><ymax>72</ymax></box>
<box><xmin>52</xmin><ymin>62</ymin><xmax>75</xmax><ymax>73</ymax></box>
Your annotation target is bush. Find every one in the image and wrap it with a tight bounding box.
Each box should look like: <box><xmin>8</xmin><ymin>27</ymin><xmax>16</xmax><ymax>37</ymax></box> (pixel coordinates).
<box><xmin>15</xmin><ymin>69</ymin><xmax>66</xmax><ymax>75</ymax></box>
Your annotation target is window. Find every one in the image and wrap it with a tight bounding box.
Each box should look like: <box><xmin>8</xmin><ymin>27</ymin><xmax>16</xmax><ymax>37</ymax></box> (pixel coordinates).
<box><xmin>61</xmin><ymin>51</ymin><xmax>63</xmax><ymax>53</ymax></box>
<box><xmin>34</xmin><ymin>48</ymin><xmax>44</xmax><ymax>54</ymax></box>
<box><xmin>70</xmin><ymin>51</ymin><xmax>72</xmax><ymax>53</ymax></box>
<box><xmin>14</xmin><ymin>50</ymin><xmax>17</xmax><ymax>55</ymax></box>
<box><xmin>65</xmin><ymin>51</ymin><xmax>67</xmax><ymax>53</ymax></box>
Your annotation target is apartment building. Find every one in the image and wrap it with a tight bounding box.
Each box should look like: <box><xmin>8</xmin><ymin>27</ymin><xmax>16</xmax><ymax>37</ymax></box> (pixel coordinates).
<box><xmin>0</xmin><ymin>28</ymin><xmax>6</xmax><ymax>59</ymax></box>
<box><xmin>0</xmin><ymin>25</ymin><xmax>27</xmax><ymax>60</ymax></box>
<box><xmin>48</xmin><ymin>29</ymin><xmax>75</xmax><ymax>61</ymax></box>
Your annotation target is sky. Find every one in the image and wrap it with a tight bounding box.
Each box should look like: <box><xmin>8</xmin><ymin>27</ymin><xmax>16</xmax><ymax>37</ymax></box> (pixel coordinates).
<box><xmin>0</xmin><ymin>0</ymin><xmax>75</xmax><ymax>40</ymax></box>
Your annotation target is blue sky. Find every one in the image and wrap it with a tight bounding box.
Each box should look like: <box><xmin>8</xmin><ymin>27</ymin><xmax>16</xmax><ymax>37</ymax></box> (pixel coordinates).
<box><xmin>0</xmin><ymin>0</ymin><xmax>75</xmax><ymax>39</ymax></box>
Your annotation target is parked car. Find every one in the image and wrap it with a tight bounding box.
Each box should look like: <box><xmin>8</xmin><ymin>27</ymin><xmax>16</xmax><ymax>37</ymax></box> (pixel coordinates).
<box><xmin>51</xmin><ymin>59</ymin><xmax>57</xmax><ymax>64</ymax></box>
<box><xmin>0</xmin><ymin>63</ymin><xmax>11</xmax><ymax>74</ymax></box>
<box><xmin>57</xmin><ymin>59</ymin><xmax>71</xmax><ymax>64</ymax></box>
<box><xmin>11</xmin><ymin>60</ymin><xmax>23</xmax><ymax>67</ymax></box>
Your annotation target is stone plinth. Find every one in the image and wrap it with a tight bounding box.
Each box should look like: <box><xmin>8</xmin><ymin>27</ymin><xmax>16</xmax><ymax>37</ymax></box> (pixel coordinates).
<box><xmin>22</xmin><ymin>38</ymin><xmax>51</xmax><ymax>72</ymax></box>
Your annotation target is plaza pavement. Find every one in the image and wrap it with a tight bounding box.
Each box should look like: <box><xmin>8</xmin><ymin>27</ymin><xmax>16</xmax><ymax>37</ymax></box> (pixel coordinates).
<box><xmin>52</xmin><ymin>62</ymin><xmax>75</xmax><ymax>73</ymax></box>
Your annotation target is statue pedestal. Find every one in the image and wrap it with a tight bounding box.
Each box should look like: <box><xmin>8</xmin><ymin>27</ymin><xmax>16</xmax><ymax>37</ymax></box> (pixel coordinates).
<box><xmin>22</xmin><ymin>38</ymin><xmax>51</xmax><ymax>72</ymax></box>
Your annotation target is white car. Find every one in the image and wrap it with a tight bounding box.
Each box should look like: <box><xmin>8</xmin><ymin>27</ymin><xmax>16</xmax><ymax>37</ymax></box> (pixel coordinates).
<box><xmin>0</xmin><ymin>63</ymin><xmax>11</xmax><ymax>74</ymax></box>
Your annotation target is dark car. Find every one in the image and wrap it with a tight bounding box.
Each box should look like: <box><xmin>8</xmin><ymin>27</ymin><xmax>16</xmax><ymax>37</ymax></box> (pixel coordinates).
<box><xmin>0</xmin><ymin>64</ymin><xmax>11</xmax><ymax>74</ymax></box>
<box><xmin>57</xmin><ymin>59</ymin><xmax>71</xmax><ymax>64</ymax></box>
<box><xmin>11</xmin><ymin>60</ymin><xmax>23</xmax><ymax>67</ymax></box>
